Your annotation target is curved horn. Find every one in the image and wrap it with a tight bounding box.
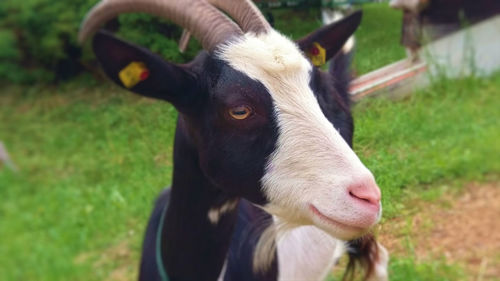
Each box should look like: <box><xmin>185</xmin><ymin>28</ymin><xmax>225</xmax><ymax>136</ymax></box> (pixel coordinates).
<box><xmin>79</xmin><ymin>0</ymin><xmax>243</xmax><ymax>51</ymax></box>
<box><xmin>178</xmin><ymin>0</ymin><xmax>271</xmax><ymax>53</ymax></box>
<box><xmin>209</xmin><ymin>0</ymin><xmax>271</xmax><ymax>33</ymax></box>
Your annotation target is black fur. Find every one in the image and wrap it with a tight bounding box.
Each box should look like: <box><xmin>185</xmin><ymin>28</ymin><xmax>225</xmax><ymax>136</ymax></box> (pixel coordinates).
<box><xmin>139</xmin><ymin>188</ymin><xmax>170</xmax><ymax>281</ymax></box>
<box><xmin>90</xmin><ymin>10</ymin><xmax>373</xmax><ymax>281</ymax></box>
<box><xmin>224</xmin><ymin>201</ymin><xmax>278</xmax><ymax>281</ymax></box>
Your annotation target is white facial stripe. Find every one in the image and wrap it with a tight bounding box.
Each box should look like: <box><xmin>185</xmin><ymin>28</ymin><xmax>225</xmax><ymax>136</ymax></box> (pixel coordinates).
<box><xmin>219</xmin><ymin>31</ymin><xmax>376</xmax><ymax>237</ymax></box>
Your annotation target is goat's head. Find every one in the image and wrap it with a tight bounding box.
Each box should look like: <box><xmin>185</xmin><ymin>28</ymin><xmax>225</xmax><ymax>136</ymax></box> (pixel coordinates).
<box><xmin>80</xmin><ymin>0</ymin><xmax>381</xmax><ymax>241</ymax></box>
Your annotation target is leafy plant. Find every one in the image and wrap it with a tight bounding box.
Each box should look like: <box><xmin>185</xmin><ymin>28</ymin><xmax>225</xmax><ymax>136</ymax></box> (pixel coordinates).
<box><xmin>0</xmin><ymin>0</ymin><xmax>199</xmax><ymax>84</ymax></box>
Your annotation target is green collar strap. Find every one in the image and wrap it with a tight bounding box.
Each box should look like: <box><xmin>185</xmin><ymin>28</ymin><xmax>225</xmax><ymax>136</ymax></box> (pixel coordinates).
<box><xmin>155</xmin><ymin>204</ymin><xmax>169</xmax><ymax>281</ymax></box>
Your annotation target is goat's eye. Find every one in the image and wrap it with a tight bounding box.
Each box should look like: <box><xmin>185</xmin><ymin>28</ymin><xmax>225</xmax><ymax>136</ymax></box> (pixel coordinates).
<box><xmin>229</xmin><ymin>105</ymin><xmax>252</xmax><ymax>120</ymax></box>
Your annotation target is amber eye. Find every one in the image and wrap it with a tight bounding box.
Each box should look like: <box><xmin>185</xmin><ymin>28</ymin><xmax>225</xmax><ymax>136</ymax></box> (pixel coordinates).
<box><xmin>229</xmin><ymin>105</ymin><xmax>252</xmax><ymax>120</ymax></box>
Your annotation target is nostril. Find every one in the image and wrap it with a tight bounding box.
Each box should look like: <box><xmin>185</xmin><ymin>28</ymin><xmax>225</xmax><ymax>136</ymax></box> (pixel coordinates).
<box><xmin>348</xmin><ymin>182</ymin><xmax>381</xmax><ymax>206</ymax></box>
<box><xmin>349</xmin><ymin>191</ymin><xmax>371</xmax><ymax>203</ymax></box>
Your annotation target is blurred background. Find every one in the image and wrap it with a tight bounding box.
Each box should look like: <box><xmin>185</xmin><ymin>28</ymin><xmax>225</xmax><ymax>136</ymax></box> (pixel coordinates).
<box><xmin>0</xmin><ymin>0</ymin><xmax>498</xmax><ymax>280</ymax></box>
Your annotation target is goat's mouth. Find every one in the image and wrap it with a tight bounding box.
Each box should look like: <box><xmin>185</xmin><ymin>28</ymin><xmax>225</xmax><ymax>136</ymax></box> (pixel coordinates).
<box><xmin>308</xmin><ymin>204</ymin><xmax>366</xmax><ymax>236</ymax></box>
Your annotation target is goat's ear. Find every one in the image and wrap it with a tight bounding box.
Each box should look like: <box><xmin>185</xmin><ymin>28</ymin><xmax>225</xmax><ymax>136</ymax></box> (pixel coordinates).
<box><xmin>92</xmin><ymin>30</ymin><xmax>196</xmax><ymax>108</ymax></box>
<box><xmin>297</xmin><ymin>10</ymin><xmax>362</xmax><ymax>66</ymax></box>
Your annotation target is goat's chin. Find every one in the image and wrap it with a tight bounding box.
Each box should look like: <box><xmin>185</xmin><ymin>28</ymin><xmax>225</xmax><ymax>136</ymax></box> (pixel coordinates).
<box><xmin>307</xmin><ymin>203</ymin><xmax>381</xmax><ymax>240</ymax></box>
<box><xmin>308</xmin><ymin>213</ymin><xmax>370</xmax><ymax>241</ymax></box>
<box><xmin>262</xmin><ymin>204</ymin><xmax>375</xmax><ymax>241</ymax></box>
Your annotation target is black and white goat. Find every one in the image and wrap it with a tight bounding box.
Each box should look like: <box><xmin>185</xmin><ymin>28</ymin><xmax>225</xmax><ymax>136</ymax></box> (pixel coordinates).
<box><xmin>79</xmin><ymin>0</ymin><xmax>388</xmax><ymax>280</ymax></box>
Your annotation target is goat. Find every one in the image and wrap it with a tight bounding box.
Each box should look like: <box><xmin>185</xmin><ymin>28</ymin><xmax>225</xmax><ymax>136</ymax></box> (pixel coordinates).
<box><xmin>79</xmin><ymin>0</ymin><xmax>389</xmax><ymax>280</ymax></box>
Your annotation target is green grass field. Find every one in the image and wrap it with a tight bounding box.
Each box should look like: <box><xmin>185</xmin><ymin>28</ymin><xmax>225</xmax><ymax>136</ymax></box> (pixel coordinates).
<box><xmin>1</xmin><ymin>72</ymin><xmax>498</xmax><ymax>281</ymax></box>
<box><xmin>1</xmin><ymin>3</ymin><xmax>499</xmax><ymax>281</ymax></box>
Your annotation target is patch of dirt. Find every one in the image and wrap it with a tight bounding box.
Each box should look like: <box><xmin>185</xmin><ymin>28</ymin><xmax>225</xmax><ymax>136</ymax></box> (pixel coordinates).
<box><xmin>74</xmin><ymin>240</ymin><xmax>138</xmax><ymax>281</ymax></box>
<box><xmin>379</xmin><ymin>182</ymin><xmax>500</xmax><ymax>280</ymax></box>
<box><xmin>98</xmin><ymin>240</ymin><xmax>138</xmax><ymax>281</ymax></box>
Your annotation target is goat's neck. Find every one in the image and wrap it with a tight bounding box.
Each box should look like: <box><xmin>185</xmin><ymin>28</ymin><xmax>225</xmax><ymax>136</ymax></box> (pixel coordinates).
<box><xmin>160</xmin><ymin>118</ymin><xmax>238</xmax><ymax>281</ymax></box>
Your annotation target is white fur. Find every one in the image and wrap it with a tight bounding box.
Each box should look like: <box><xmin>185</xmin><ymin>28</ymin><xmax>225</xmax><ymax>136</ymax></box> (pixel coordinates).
<box><xmin>218</xmin><ymin>30</ymin><xmax>380</xmax><ymax>240</ymax></box>
<box><xmin>207</xmin><ymin>199</ymin><xmax>239</xmax><ymax>225</ymax></box>
<box><xmin>368</xmin><ymin>243</ymin><xmax>390</xmax><ymax>281</ymax></box>
<box><xmin>389</xmin><ymin>0</ymin><xmax>427</xmax><ymax>13</ymax></box>
<box><xmin>342</xmin><ymin>36</ymin><xmax>355</xmax><ymax>54</ymax></box>
<box><xmin>277</xmin><ymin>227</ymin><xmax>389</xmax><ymax>281</ymax></box>
<box><xmin>217</xmin><ymin>223</ymin><xmax>350</xmax><ymax>281</ymax></box>
<box><xmin>277</xmin><ymin>224</ymin><xmax>345</xmax><ymax>281</ymax></box>
<box><xmin>321</xmin><ymin>9</ymin><xmax>344</xmax><ymax>25</ymax></box>
<box><xmin>275</xmin><ymin>220</ymin><xmax>389</xmax><ymax>281</ymax></box>
<box><xmin>217</xmin><ymin>258</ymin><xmax>228</xmax><ymax>281</ymax></box>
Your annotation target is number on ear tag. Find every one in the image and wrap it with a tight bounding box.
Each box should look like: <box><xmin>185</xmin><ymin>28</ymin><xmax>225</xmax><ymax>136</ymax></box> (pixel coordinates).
<box><xmin>307</xmin><ymin>42</ymin><xmax>326</xmax><ymax>67</ymax></box>
<box><xmin>118</xmin><ymin>62</ymin><xmax>150</xmax><ymax>88</ymax></box>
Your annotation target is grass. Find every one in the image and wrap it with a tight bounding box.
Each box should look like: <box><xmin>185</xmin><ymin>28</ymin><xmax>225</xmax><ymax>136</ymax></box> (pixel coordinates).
<box><xmin>1</xmin><ymin>71</ymin><xmax>499</xmax><ymax>280</ymax></box>
<box><xmin>354</xmin><ymin>73</ymin><xmax>500</xmax><ymax>217</ymax></box>
<box><xmin>1</xmin><ymin>3</ymin><xmax>498</xmax><ymax>281</ymax></box>
<box><xmin>353</xmin><ymin>3</ymin><xmax>406</xmax><ymax>74</ymax></box>
<box><xmin>0</xmin><ymin>83</ymin><xmax>177</xmax><ymax>280</ymax></box>
<box><xmin>328</xmin><ymin>257</ymin><xmax>465</xmax><ymax>281</ymax></box>
<box><xmin>388</xmin><ymin>257</ymin><xmax>465</xmax><ymax>281</ymax></box>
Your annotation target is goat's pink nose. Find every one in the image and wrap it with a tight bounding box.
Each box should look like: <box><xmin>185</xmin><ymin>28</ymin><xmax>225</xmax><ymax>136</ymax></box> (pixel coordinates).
<box><xmin>348</xmin><ymin>178</ymin><xmax>381</xmax><ymax>206</ymax></box>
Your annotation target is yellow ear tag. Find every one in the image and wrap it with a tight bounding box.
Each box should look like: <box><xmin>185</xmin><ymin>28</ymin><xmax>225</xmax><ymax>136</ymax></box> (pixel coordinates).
<box><xmin>118</xmin><ymin>62</ymin><xmax>150</xmax><ymax>89</ymax></box>
<box><xmin>307</xmin><ymin>42</ymin><xmax>326</xmax><ymax>67</ymax></box>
